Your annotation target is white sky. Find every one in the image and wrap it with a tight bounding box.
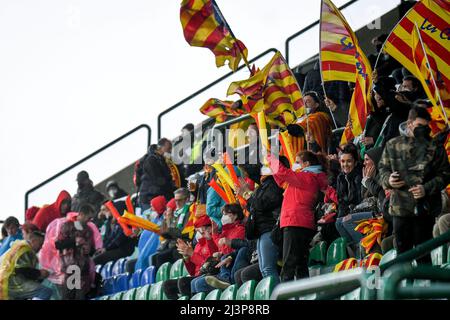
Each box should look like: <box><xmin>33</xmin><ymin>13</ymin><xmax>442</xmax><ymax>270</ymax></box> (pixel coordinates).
<box><xmin>0</xmin><ymin>0</ymin><xmax>398</xmax><ymax>222</ymax></box>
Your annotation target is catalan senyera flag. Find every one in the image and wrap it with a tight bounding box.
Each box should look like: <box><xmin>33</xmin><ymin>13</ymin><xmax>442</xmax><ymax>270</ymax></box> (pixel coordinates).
<box><xmin>199</xmin><ymin>98</ymin><xmax>247</xmax><ymax>123</ymax></box>
<box><xmin>180</xmin><ymin>0</ymin><xmax>248</xmax><ymax>71</ymax></box>
<box><xmin>227</xmin><ymin>51</ymin><xmax>305</xmax><ymax>128</ymax></box>
<box><xmin>181</xmin><ymin>204</ymin><xmax>196</xmax><ymax>239</ymax></box>
<box><xmin>384</xmin><ymin>0</ymin><xmax>450</xmax><ymax>89</ymax></box>
<box><xmin>319</xmin><ymin>0</ymin><xmax>372</xmax><ymax>145</ymax></box>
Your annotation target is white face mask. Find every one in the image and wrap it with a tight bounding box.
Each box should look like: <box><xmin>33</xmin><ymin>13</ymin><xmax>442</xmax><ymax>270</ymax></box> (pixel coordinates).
<box><xmin>306</xmin><ymin>107</ymin><xmax>312</xmax><ymax>115</ymax></box>
<box><xmin>150</xmin><ymin>211</ymin><xmax>159</xmax><ymax>222</ymax></box>
<box><xmin>221</xmin><ymin>215</ymin><xmax>233</xmax><ymax>225</ymax></box>
<box><xmin>74</xmin><ymin>221</ymin><xmax>84</xmax><ymax>231</ymax></box>
<box><xmin>260</xmin><ymin>166</ymin><xmax>273</xmax><ymax>176</ymax></box>
<box><xmin>164</xmin><ymin>152</ymin><xmax>171</xmax><ymax>159</ymax></box>
<box><xmin>292</xmin><ymin>163</ymin><xmax>302</xmax><ymax>172</ymax></box>
<box><xmin>195</xmin><ymin>232</ymin><xmax>203</xmax><ymax>241</ymax></box>
<box><xmin>108</xmin><ymin>190</ymin><xmax>116</xmax><ymax>198</ymax></box>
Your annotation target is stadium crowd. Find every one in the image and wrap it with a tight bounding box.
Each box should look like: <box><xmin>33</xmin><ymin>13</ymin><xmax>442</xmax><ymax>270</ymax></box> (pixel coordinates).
<box><xmin>1</xmin><ymin>29</ymin><xmax>450</xmax><ymax>300</ymax></box>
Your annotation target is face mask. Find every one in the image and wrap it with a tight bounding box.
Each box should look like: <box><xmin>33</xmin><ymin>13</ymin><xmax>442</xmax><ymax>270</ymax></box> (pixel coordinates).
<box><xmin>74</xmin><ymin>221</ymin><xmax>84</xmax><ymax>231</ymax></box>
<box><xmin>260</xmin><ymin>166</ymin><xmax>273</xmax><ymax>176</ymax></box>
<box><xmin>108</xmin><ymin>189</ymin><xmax>117</xmax><ymax>198</ymax></box>
<box><xmin>292</xmin><ymin>163</ymin><xmax>302</xmax><ymax>172</ymax></box>
<box><xmin>164</xmin><ymin>152</ymin><xmax>171</xmax><ymax>159</ymax></box>
<box><xmin>306</xmin><ymin>107</ymin><xmax>312</xmax><ymax>115</ymax></box>
<box><xmin>150</xmin><ymin>211</ymin><xmax>159</xmax><ymax>222</ymax></box>
<box><xmin>195</xmin><ymin>232</ymin><xmax>203</xmax><ymax>241</ymax></box>
<box><xmin>413</xmin><ymin>125</ymin><xmax>431</xmax><ymax>140</ymax></box>
<box><xmin>221</xmin><ymin>215</ymin><xmax>233</xmax><ymax>225</ymax></box>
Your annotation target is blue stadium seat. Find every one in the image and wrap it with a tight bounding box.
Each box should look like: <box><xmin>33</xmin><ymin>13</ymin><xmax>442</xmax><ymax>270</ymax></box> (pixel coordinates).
<box><xmin>101</xmin><ymin>261</ymin><xmax>114</xmax><ymax>280</ymax></box>
<box><xmin>113</xmin><ymin>273</ymin><xmax>130</xmax><ymax>293</ymax></box>
<box><xmin>129</xmin><ymin>269</ymin><xmax>143</xmax><ymax>289</ymax></box>
<box><xmin>95</xmin><ymin>264</ymin><xmax>103</xmax><ymax>274</ymax></box>
<box><xmin>112</xmin><ymin>258</ymin><xmax>128</xmax><ymax>276</ymax></box>
<box><xmin>102</xmin><ymin>277</ymin><xmax>115</xmax><ymax>295</ymax></box>
<box><xmin>141</xmin><ymin>265</ymin><xmax>156</xmax><ymax>286</ymax></box>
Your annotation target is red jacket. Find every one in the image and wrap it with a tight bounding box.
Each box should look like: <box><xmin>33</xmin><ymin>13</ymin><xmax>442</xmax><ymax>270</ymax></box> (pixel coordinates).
<box><xmin>33</xmin><ymin>190</ymin><xmax>71</xmax><ymax>232</ymax></box>
<box><xmin>213</xmin><ymin>221</ymin><xmax>245</xmax><ymax>255</ymax></box>
<box><xmin>271</xmin><ymin>158</ymin><xmax>328</xmax><ymax>230</ymax></box>
<box><xmin>184</xmin><ymin>238</ymin><xmax>218</xmax><ymax>277</ymax></box>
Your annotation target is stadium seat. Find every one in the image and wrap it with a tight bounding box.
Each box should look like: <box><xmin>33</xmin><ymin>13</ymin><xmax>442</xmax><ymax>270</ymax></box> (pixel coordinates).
<box><xmin>308</xmin><ymin>241</ymin><xmax>327</xmax><ymax>266</ymax></box>
<box><xmin>129</xmin><ymin>269</ymin><xmax>143</xmax><ymax>289</ymax></box>
<box><xmin>340</xmin><ymin>288</ymin><xmax>360</xmax><ymax>300</ymax></box>
<box><xmin>431</xmin><ymin>245</ymin><xmax>448</xmax><ymax>266</ymax></box>
<box><xmin>170</xmin><ymin>259</ymin><xmax>187</xmax><ymax>279</ymax></box>
<box><xmin>254</xmin><ymin>276</ymin><xmax>277</xmax><ymax>300</ymax></box>
<box><xmin>102</xmin><ymin>277</ymin><xmax>115</xmax><ymax>295</ymax></box>
<box><xmin>95</xmin><ymin>264</ymin><xmax>103</xmax><ymax>274</ymax></box>
<box><xmin>149</xmin><ymin>281</ymin><xmax>166</xmax><ymax>300</ymax></box>
<box><xmin>190</xmin><ymin>292</ymin><xmax>206</xmax><ymax>300</ymax></box>
<box><xmin>441</xmin><ymin>263</ymin><xmax>450</xmax><ymax>270</ymax></box>
<box><xmin>135</xmin><ymin>284</ymin><xmax>151</xmax><ymax>300</ymax></box>
<box><xmin>122</xmin><ymin>288</ymin><xmax>138</xmax><ymax>300</ymax></box>
<box><xmin>113</xmin><ymin>273</ymin><xmax>130</xmax><ymax>293</ymax></box>
<box><xmin>156</xmin><ymin>262</ymin><xmax>172</xmax><ymax>282</ymax></box>
<box><xmin>141</xmin><ymin>266</ymin><xmax>156</xmax><ymax>286</ymax></box>
<box><xmin>178</xmin><ymin>296</ymin><xmax>189</xmax><ymax>300</ymax></box>
<box><xmin>379</xmin><ymin>249</ymin><xmax>397</xmax><ymax>266</ymax></box>
<box><xmin>101</xmin><ymin>261</ymin><xmax>114</xmax><ymax>279</ymax></box>
<box><xmin>110</xmin><ymin>292</ymin><xmax>125</xmax><ymax>300</ymax></box>
<box><xmin>220</xmin><ymin>285</ymin><xmax>237</xmax><ymax>300</ymax></box>
<box><xmin>236</xmin><ymin>280</ymin><xmax>256</xmax><ymax>300</ymax></box>
<box><xmin>326</xmin><ymin>237</ymin><xmax>348</xmax><ymax>266</ymax></box>
<box><xmin>99</xmin><ymin>295</ymin><xmax>110</xmax><ymax>300</ymax></box>
<box><xmin>112</xmin><ymin>258</ymin><xmax>127</xmax><ymax>276</ymax></box>
<box><xmin>205</xmin><ymin>289</ymin><xmax>222</xmax><ymax>300</ymax></box>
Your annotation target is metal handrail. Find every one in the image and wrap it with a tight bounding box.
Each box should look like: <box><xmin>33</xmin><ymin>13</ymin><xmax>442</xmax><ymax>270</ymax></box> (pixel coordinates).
<box><xmin>157</xmin><ymin>48</ymin><xmax>278</xmax><ymax>140</ymax></box>
<box><xmin>284</xmin><ymin>0</ymin><xmax>359</xmax><ymax>66</ymax></box>
<box><xmin>24</xmin><ymin>124</ymin><xmax>151</xmax><ymax>212</ymax></box>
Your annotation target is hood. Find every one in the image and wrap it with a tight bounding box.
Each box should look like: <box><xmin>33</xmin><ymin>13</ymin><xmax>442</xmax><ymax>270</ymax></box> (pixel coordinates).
<box><xmin>365</xmin><ymin>147</ymin><xmax>383</xmax><ymax>165</ymax></box>
<box><xmin>55</xmin><ymin>190</ymin><xmax>71</xmax><ymax>209</ymax></box>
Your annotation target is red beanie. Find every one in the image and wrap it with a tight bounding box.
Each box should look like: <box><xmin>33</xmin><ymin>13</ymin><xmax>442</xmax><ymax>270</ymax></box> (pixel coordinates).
<box><xmin>194</xmin><ymin>215</ymin><xmax>212</xmax><ymax>228</ymax></box>
<box><xmin>151</xmin><ymin>196</ymin><xmax>167</xmax><ymax>215</ymax></box>
<box><xmin>167</xmin><ymin>198</ymin><xmax>177</xmax><ymax>211</ymax></box>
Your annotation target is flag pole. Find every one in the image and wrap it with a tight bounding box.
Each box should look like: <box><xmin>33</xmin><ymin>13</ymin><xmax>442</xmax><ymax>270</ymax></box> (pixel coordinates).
<box><xmin>414</xmin><ymin>23</ymin><xmax>449</xmax><ymax>127</ymax></box>
<box><xmin>318</xmin><ymin>0</ymin><xmax>338</xmax><ymax>129</ymax></box>
<box><xmin>212</xmin><ymin>0</ymin><xmax>252</xmax><ymax>74</ymax></box>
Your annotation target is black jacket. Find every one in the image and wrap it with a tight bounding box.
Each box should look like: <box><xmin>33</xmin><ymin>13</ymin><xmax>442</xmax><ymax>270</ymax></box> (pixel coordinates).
<box><xmin>336</xmin><ymin>166</ymin><xmax>363</xmax><ymax>218</ymax></box>
<box><xmin>246</xmin><ymin>176</ymin><xmax>284</xmax><ymax>238</ymax></box>
<box><xmin>138</xmin><ymin>150</ymin><xmax>175</xmax><ymax>203</ymax></box>
<box><xmin>71</xmin><ymin>184</ymin><xmax>105</xmax><ymax>213</ymax></box>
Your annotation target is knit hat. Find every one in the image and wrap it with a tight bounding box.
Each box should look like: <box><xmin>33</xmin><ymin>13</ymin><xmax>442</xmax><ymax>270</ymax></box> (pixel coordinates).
<box><xmin>365</xmin><ymin>147</ymin><xmax>383</xmax><ymax>166</ymax></box>
<box><xmin>151</xmin><ymin>196</ymin><xmax>167</xmax><ymax>215</ymax></box>
<box><xmin>194</xmin><ymin>215</ymin><xmax>212</xmax><ymax>228</ymax></box>
<box><xmin>167</xmin><ymin>198</ymin><xmax>177</xmax><ymax>211</ymax></box>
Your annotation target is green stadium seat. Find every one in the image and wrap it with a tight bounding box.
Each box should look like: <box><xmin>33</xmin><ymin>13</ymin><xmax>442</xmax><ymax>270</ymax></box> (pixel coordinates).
<box><xmin>190</xmin><ymin>292</ymin><xmax>206</xmax><ymax>300</ymax></box>
<box><xmin>448</xmin><ymin>246</ymin><xmax>450</xmax><ymax>264</ymax></box>
<box><xmin>205</xmin><ymin>289</ymin><xmax>222</xmax><ymax>300</ymax></box>
<box><xmin>110</xmin><ymin>292</ymin><xmax>124</xmax><ymax>300</ymax></box>
<box><xmin>122</xmin><ymin>288</ymin><xmax>137</xmax><ymax>300</ymax></box>
<box><xmin>220</xmin><ymin>284</ymin><xmax>237</xmax><ymax>300</ymax></box>
<box><xmin>236</xmin><ymin>280</ymin><xmax>256</xmax><ymax>300</ymax></box>
<box><xmin>308</xmin><ymin>241</ymin><xmax>327</xmax><ymax>266</ymax></box>
<box><xmin>340</xmin><ymin>288</ymin><xmax>360</xmax><ymax>300</ymax></box>
<box><xmin>156</xmin><ymin>262</ymin><xmax>172</xmax><ymax>282</ymax></box>
<box><xmin>170</xmin><ymin>259</ymin><xmax>188</xmax><ymax>279</ymax></box>
<box><xmin>379</xmin><ymin>249</ymin><xmax>397</xmax><ymax>266</ymax></box>
<box><xmin>178</xmin><ymin>296</ymin><xmax>189</xmax><ymax>300</ymax></box>
<box><xmin>254</xmin><ymin>276</ymin><xmax>277</xmax><ymax>300</ymax></box>
<box><xmin>441</xmin><ymin>263</ymin><xmax>450</xmax><ymax>270</ymax></box>
<box><xmin>135</xmin><ymin>284</ymin><xmax>151</xmax><ymax>300</ymax></box>
<box><xmin>149</xmin><ymin>281</ymin><xmax>167</xmax><ymax>300</ymax></box>
<box><xmin>326</xmin><ymin>237</ymin><xmax>348</xmax><ymax>266</ymax></box>
<box><xmin>99</xmin><ymin>295</ymin><xmax>110</xmax><ymax>300</ymax></box>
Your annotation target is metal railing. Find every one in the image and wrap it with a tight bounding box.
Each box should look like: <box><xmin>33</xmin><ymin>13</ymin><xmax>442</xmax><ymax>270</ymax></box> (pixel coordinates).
<box><xmin>157</xmin><ymin>48</ymin><xmax>278</xmax><ymax>140</ymax></box>
<box><xmin>284</xmin><ymin>0</ymin><xmax>359</xmax><ymax>66</ymax></box>
<box><xmin>24</xmin><ymin>124</ymin><xmax>151</xmax><ymax>212</ymax></box>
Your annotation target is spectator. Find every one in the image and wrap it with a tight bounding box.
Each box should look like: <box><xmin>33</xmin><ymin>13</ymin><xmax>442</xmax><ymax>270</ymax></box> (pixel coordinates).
<box><xmin>0</xmin><ymin>231</ymin><xmax>53</xmax><ymax>300</ymax></box>
<box><xmin>399</xmin><ymin>76</ymin><xmax>426</xmax><ymax>99</ymax></box>
<box><xmin>270</xmin><ymin>151</ymin><xmax>328</xmax><ymax>281</ymax></box>
<box><xmin>433</xmin><ymin>213</ymin><xmax>450</xmax><ymax>238</ymax></box>
<box><xmin>379</xmin><ymin>107</ymin><xmax>450</xmax><ymax>263</ymax></box>
<box><xmin>32</xmin><ymin>190</ymin><xmax>71</xmax><ymax>232</ymax></box>
<box><xmin>160</xmin><ymin>137</ymin><xmax>186</xmax><ymax>189</ymax></box>
<box><xmin>105</xmin><ymin>180</ymin><xmax>127</xmax><ymax>201</ymax></box>
<box><xmin>25</xmin><ymin>206</ymin><xmax>41</xmax><ymax>223</ymax></box>
<box><xmin>0</xmin><ymin>216</ymin><xmax>23</xmax><ymax>257</ymax></box>
<box><xmin>21</xmin><ymin>223</ymin><xmax>39</xmax><ymax>242</ymax></box>
<box><xmin>39</xmin><ymin>206</ymin><xmax>103</xmax><ymax>299</ymax></box>
<box><xmin>137</xmin><ymin>144</ymin><xmax>176</xmax><ymax>211</ymax></box>
<box><xmin>203</xmin><ymin>203</ymin><xmax>246</xmax><ymax>289</ymax></box>
<box><xmin>71</xmin><ymin>171</ymin><xmax>105</xmax><ymax>214</ymax></box>
<box><xmin>237</xmin><ymin>162</ymin><xmax>284</xmax><ymax>284</ymax></box>
<box><xmin>55</xmin><ymin>204</ymin><xmax>97</xmax><ymax>300</ymax></box>
<box><xmin>93</xmin><ymin>201</ymin><xmax>135</xmax><ymax>265</ymax></box>
<box><xmin>162</xmin><ymin>215</ymin><xmax>218</xmax><ymax>299</ymax></box>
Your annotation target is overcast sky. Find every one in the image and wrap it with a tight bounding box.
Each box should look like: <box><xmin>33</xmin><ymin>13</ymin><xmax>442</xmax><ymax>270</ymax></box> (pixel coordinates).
<box><xmin>0</xmin><ymin>0</ymin><xmax>398</xmax><ymax>222</ymax></box>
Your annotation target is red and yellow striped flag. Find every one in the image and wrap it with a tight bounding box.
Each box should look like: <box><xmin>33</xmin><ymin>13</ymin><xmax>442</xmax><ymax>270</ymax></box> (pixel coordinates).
<box><xmin>199</xmin><ymin>98</ymin><xmax>247</xmax><ymax>123</ymax></box>
<box><xmin>180</xmin><ymin>0</ymin><xmax>248</xmax><ymax>71</ymax></box>
<box><xmin>182</xmin><ymin>204</ymin><xmax>196</xmax><ymax>240</ymax></box>
<box><xmin>319</xmin><ymin>0</ymin><xmax>372</xmax><ymax>145</ymax></box>
<box><xmin>384</xmin><ymin>0</ymin><xmax>450</xmax><ymax>89</ymax></box>
<box><xmin>227</xmin><ymin>51</ymin><xmax>305</xmax><ymax>128</ymax></box>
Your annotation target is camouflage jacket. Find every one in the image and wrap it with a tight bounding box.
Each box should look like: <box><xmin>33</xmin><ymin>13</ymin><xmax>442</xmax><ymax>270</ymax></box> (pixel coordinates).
<box><xmin>378</xmin><ymin>135</ymin><xmax>450</xmax><ymax>217</ymax></box>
